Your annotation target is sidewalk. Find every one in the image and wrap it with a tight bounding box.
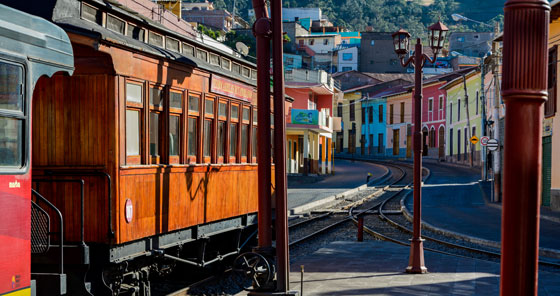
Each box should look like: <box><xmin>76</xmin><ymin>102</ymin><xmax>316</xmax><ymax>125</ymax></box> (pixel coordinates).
<box><xmin>404</xmin><ymin>163</ymin><xmax>560</xmax><ymax>255</ymax></box>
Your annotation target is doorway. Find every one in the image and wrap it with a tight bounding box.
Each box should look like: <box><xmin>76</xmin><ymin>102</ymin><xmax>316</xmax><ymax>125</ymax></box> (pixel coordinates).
<box><xmin>393</xmin><ymin>129</ymin><xmax>400</xmax><ymax>156</ymax></box>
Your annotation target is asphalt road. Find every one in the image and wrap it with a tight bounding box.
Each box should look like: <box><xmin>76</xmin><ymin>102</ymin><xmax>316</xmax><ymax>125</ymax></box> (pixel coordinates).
<box><xmin>287</xmin><ymin>159</ymin><xmax>386</xmax><ymax>210</ymax></box>
<box><xmin>405</xmin><ymin>163</ymin><xmax>560</xmax><ymax>252</ymax></box>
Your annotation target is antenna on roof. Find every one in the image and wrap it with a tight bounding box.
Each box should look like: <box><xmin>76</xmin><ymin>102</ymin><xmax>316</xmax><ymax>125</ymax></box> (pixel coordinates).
<box><xmin>236</xmin><ymin>42</ymin><xmax>249</xmax><ymax>56</ymax></box>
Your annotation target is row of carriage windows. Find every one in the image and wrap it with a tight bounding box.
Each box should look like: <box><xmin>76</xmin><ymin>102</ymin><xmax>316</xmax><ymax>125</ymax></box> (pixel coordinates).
<box><xmin>0</xmin><ymin>60</ymin><xmax>24</xmax><ymax>168</ymax></box>
<box><xmin>125</xmin><ymin>81</ymin><xmax>263</xmax><ymax>166</ymax></box>
<box><xmin>81</xmin><ymin>2</ymin><xmax>256</xmax><ymax>80</ymax></box>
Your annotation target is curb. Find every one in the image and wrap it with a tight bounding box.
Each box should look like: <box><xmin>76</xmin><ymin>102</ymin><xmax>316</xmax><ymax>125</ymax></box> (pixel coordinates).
<box><xmin>288</xmin><ymin>163</ymin><xmax>391</xmax><ymax>216</ymax></box>
<box><xmin>400</xmin><ymin>192</ymin><xmax>560</xmax><ymax>260</ymax></box>
<box><xmin>477</xmin><ymin>182</ymin><xmax>560</xmax><ymax>224</ymax></box>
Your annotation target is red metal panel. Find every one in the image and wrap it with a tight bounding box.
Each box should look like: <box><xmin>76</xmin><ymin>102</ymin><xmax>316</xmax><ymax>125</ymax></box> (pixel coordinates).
<box><xmin>0</xmin><ymin>174</ymin><xmax>31</xmax><ymax>294</ymax></box>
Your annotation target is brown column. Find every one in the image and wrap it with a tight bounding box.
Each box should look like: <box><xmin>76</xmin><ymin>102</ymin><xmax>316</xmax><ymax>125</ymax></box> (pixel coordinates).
<box><xmin>406</xmin><ymin>39</ymin><xmax>427</xmax><ymax>274</ymax></box>
<box><xmin>251</xmin><ymin>0</ymin><xmax>273</xmax><ymax>249</ymax></box>
<box><xmin>500</xmin><ymin>0</ymin><xmax>549</xmax><ymax>295</ymax></box>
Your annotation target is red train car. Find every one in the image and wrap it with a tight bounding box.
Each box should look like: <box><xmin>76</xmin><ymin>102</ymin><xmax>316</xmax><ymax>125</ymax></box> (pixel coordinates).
<box><xmin>0</xmin><ymin>4</ymin><xmax>74</xmax><ymax>296</ymax></box>
<box><xmin>2</xmin><ymin>0</ymin><xmax>278</xmax><ymax>295</ymax></box>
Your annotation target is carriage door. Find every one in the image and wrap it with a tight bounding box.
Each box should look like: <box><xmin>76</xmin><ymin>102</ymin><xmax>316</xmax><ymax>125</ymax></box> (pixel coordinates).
<box><xmin>393</xmin><ymin>129</ymin><xmax>400</xmax><ymax>156</ymax></box>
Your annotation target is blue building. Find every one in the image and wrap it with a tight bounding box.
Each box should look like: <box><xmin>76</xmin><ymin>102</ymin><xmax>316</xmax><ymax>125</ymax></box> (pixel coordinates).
<box><xmin>284</xmin><ymin>53</ymin><xmax>303</xmax><ymax>70</ymax></box>
<box><xmin>361</xmin><ymin>92</ymin><xmax>388</xmax><ymax>156</ymax></box>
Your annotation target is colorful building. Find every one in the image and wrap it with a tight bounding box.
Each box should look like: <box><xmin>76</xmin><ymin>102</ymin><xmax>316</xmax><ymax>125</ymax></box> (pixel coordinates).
<box><xmin>385</xmin><ymin>86</ymin><xmax>414</xmax><ymax>158</ymax></box>
<box><xmin>442</xmin><ymin>69</ymin><xmax>483</xmax><ymax>166</ymax></box>
<box><xmin>336</xmin><ymin>91</ymin><xmax>363</xmax><ymax>154</ymax></box>
<box><xmin>285</xmin><ymin>69</ymin><xmax>338</xmax><ymax>175</ymax></box>
<box><xmin>546</xmin><ymin>2</ymin><xmax>560</xmax><ymax>210</ymax></box>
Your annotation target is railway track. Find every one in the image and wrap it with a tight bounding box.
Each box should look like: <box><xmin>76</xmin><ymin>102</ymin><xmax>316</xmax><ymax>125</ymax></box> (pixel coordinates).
<box><xmin>288</xmin><ymin>161</ymin><xmax>412</xmax><ymax>247</ymax></box>
<box><xmin>350</xmin><ymin>170</ymin><xmax>560</xmax><ymax>270</ymax></box>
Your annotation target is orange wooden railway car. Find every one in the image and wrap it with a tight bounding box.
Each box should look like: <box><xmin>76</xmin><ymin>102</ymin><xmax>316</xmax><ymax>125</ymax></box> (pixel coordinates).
<box><xmin>3</xmin><ymin>0</ymin><xmax>276</xmax><ymax>295</ymax></box>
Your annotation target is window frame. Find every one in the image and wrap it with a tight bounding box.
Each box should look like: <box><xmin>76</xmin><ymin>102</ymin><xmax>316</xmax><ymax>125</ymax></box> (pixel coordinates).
<box><xmin>217</xmin><ymin>99</ymin><xmax>228</xmax><ymax>163</ymax></box>
<box><xmin>168</xmin><ymin>88</ymin><xmax>184</xmax><ymax>164</ymax></box>
<box><xmin>241</xmin><ymin>106</ymin><xmax>250</xmax><ymax>163</ymax></box>
<box><xmin>251</xmin><ymin>108</ymin><xmax>257</xmax><ymax>163</ymax></box>
<box><xmin>229</xmin><ymin>102</ymin><xmax>240</xmax><ymax>163</ymax></box>
<box><xmin>202</xmin><ymin>95</ymin><xmax>216</xmax><ymax>163</ymax></box>
<box><xmin>148</xmin><ymin>84</ymin><xmax>165</xmax><ymax>164</ymax></box>
<box><xmin>187</xmin><ymin>92</ymin><xmax>201</xmax><ymax>164</ymax></box>
<box><xmin>125</xmin><ymin>79</ymin><xmax>145</xmax><ymax>165</ymax></box>
<box><xmin>0</xmin><ymin>58</ymin><xmax>27</xmax><ymax>173</ymax></box>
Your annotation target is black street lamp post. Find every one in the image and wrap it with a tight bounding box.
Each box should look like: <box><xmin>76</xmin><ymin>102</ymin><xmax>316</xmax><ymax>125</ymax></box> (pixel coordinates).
<box><xmin>392</xmin><ymin>22</ymin><xmax>448</xmax><ymax>274</ymax></box>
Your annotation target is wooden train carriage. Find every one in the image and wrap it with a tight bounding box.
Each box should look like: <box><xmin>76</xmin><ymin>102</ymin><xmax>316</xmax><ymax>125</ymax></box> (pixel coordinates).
<box><xmin>3</xmin><ymin>0</ymin><xmax>274</xmax><ymax>294</ymax></box>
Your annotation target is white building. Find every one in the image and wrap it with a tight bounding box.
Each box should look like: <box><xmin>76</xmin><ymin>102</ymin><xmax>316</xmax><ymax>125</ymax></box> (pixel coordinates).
<box><xmin>336</xmin><ymin>46</ymin><xmax>358</xmax><ymax>72</ymax></box>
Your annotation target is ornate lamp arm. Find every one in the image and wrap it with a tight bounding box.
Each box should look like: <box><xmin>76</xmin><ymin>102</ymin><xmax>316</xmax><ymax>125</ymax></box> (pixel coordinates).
<box><xmin>400</xmin><ymin>55</ymin><xmax>415</xmax><ymax>67</ymax></box>
<box><xmin>422</xmin><ymin>52</ymin><xmax>439</xmax><ymax>68</ymax></box>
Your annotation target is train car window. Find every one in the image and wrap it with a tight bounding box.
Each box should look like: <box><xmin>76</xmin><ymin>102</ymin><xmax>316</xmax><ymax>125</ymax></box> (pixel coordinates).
<box><xmin>125</xmin><ymin>82</ymin><xmax>144</xmax><ymax>165</ymax></box>
<box><xmin>149</xmin><ymin>86</ymin><xmax>164</xmax><ymax>164</ymax></box>
<box><xmin>106</xmin><ymin>14</ymin><xmax>125</xmax><ymax>34</ymax></box>
<box><xmin>183</xmin><ymin>43</ymin><xmax>195</xmax><ymax>56</ymax></box>
<box><xmin>242</xmin><ymin>67</ymin><xmax>251</xmax><ymax>78</ymax></box>
<box><xmin>218</xmin><ymin>102</ymin><xmax>227</xmax><ymax>118</ymax></box>
<box><xmin>169</xmin><ymin>115</ymin><xmax>180</xmax><ymax>159</ymax></box>
<box><xmin>127</xmin><ymin>24</ymin><xmax>145</xmax><ymax>42</ymax></box>
<box><xmin>229</xmin><ymin>123</ymin><xmax>238</xmax><ymax>161</ymax></box>
<box><xmin>230</xmin><ymin>103</ymin><xmax>239</xmax><ymax>163</ymax></box>
<box><xmin>252</xmin><ymin>126</ymin><xmax>257</xmax><ymax>160</ymax></box>
<box><xmin>81</xmin><ymin>2</ymin><xmax>102</xmax><ymax>25</ymax></box>
<box><xmin>221</xmin><ymin>58</ymin><xmax>231</xmax><ymax>70</ymax></box>
<box><xmin>205</xmin><ymin>99</ymin><xmax>214</xmax><ymax>116</ymax></box>
<box><xmin>148</xmin><ymin>31</ymin><xmax>164</xmax><ymax>47</ymax></box>
<box><xmin>150</xmin><ymin>87</ymin><xmax>164</xmax><ymax>107</ymax></box>
<box><xmin>242</xmin><ymin>107</ymin><xmax>250</xmax><ymax>122</ymax></box>
<box><xmin>232</xmin><ymin>63</ymin><xmax>241</xmax><ymax>75</ymax></box>
<box><xmin>196</xmin><ymin>49</ymin><xmax>208</xmax><ymax>62</ymax></box>
<box><xmin>210</xmin><ymin>53</ymin><xmax>220</xmax><ymax>66</ymax></box>
<box><xmin>126</xmin><ymin>83</ymin><xmax>143</xmax><ymax>104</ymax></box>
<box><xmin>125</xmin><ymin>110</ymin><xmax>141</xmax><ymax>160</ymax></box>
<box><xmin>231</xmin><ymin>105</ymin><xmax>239</xmax><ymax>119</ymax></box>
<box><xmin>187</xmin><ymin>117</ymin><xmax>198</xmax><ymax>163</ymax></box>
<box><xmin>241</xmin><ymin>124</ymin><xmax>249</xmax><ymax>160</ymax></box>
<box><xmin>217</xmin><ymin>121</ymin><xmax>226</xmax><ymax>162</ymax></box>
<box><xmin>0</xmin><ymin>61</ymin><xmax>24</xmax><ymax>168</ymax></box>
<box><xmin>169</xmin><ymin>90</ymin><xmax>183</xmax><ymax>164</ymax></box>
<box><xmin>253</xmin><ymin>109</ymin><xmax>257</xmax><ymax>125</ymax></box>
<box><xmin>166</xmin><ymin>37</ymin><xmax>180</xmax><ymax>52</ymax></box>
<box><xmin>203</xmin><ymin>119</ymin><xmax>212</xmax><ymax>162</ymax></box>
<box><xmin>188</xmin><ymin>95</ymin><xmax>199</xmax><ymax>112</ymax></box>
<box><xmin>170</xmin><ymin>91</ymin><xmax>182</xmax><ymax>109</ymax></box>
<box><xmin>251</xmin><ymin>69</ymin><xmax>257</xmax><ymax>80</ymax></box>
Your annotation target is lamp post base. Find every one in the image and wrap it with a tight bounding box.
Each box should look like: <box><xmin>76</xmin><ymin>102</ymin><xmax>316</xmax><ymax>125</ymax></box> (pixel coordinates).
<box><xmin>406</xmin><ymin>238</ymin><xmax>427</xmax><ymax>274</ymax></box>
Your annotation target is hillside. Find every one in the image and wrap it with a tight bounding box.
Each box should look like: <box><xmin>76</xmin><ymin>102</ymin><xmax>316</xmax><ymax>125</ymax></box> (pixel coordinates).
<box><xmin>184</xmin><ymin>0</ymin><xmax>504</xmax><ymax>36</ymax></box>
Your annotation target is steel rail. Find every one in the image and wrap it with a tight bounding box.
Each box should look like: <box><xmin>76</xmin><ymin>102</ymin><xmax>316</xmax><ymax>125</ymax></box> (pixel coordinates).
<box><xmin>289</xmin><ymin>162</ymin><xmax>409</xmax><ymax>248</ymax></box>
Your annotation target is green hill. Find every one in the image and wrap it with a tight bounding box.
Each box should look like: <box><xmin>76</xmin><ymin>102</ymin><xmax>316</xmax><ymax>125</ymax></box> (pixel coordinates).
<box><xmin>183</xmin><ymin>0</ymin><xmax>504</xmax><ymax>36</ymax></box>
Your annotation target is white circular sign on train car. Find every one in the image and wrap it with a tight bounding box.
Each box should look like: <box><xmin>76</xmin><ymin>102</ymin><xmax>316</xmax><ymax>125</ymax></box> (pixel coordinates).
<box><xmin>487</xmin><ymin>139</ymin><xmax>499</xmax><ymax>151</ymax></box>
<box><xmin>125</xmin><ymin>199</ymin><xmax>133</xmax><ymax>223</ymax></box>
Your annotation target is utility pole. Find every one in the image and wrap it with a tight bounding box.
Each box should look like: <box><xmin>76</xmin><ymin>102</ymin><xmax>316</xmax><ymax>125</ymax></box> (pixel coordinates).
<box><xmin>492</xmin><ymin>37</ymin><xmax>502</xmax><ymax>202</ymax></box>
<box><xmin>462</xmin><ymin>75</ymin><xmax>473</xmax><ymax>167</ymax></box>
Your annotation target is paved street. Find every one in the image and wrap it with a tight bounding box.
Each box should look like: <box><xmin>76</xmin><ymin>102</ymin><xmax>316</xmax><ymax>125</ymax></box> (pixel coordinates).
<box><xmin>287</xmin><ymin>159</ymin><xmax>386</xmax><ymax>209</ymax></box>
<box><xmin>405</xmin><ymin>163</ymin><xmax>560</xmax><ymax>252</ymax></box>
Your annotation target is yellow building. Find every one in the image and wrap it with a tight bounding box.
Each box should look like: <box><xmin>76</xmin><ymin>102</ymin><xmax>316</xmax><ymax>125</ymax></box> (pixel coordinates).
<box><xmin>546</xmin><ymin>2</ymin><xmax>560</xmax><ymax>210</ymax></box>
<box><xmin>157</xmin><ymin>0</ymin><xmax>181</xmax><ymax>18</ymax></box>
<box><xmin>335</xmin><ymin>91</ymin><xmax>363</xmax><ymax>155</ymax></box>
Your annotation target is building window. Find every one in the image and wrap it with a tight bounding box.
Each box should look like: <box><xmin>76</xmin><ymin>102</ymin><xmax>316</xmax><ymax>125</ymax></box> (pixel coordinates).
<box><xmin>368</xmin><ymin>106</ymin><xmax>373</xmax><ymax>123</ymax></box>
<box><xmin>342</xmin><ymin>66</ymin><xmax>352</xmax><ymax>71</ymax></box>
<box><xmin>350</xmin><ymin>100</ymin><xmax>355</xmax><ymax>121</ymax></box>
<box><xmin>457</xmin><ymin>99</ymin><xmax>461</xmax><ymax>121</ymax></box>
<box><xmin>449</xmin><ymin>102</ymin><xmax>453</xmax><ymax>123</ymax></box>
<box><xmin>378</xmin><ymin>105</ymin><xmax>383</xmax><ymax>123</ymax></box>
<box><xmin>342</xmin><ymin>53</ymin><xmax>352</xmax><ymax>61</ymax></box>
<box><xmin>361</xmin><ymin>105</ymin><xmax>366</xmax><ymax>123</ymax></box>
<box><xmin>400</xmin><ymin>102</ymin><xmax>405</xmax><ymax>123</ymax></box>
<box><xmin>125</xmin><ymin>82</ymin><xmax>144</xmax><ymax>165</ymax></box>
<box><xmin>430</xmin><ymin>128</ymin><xmax>436</xmax><ymax>148</ymax></box>
<box><xmin>439</xmin><ymin>96</ymin><xmax>443</xmax><ymax>110</ymax></box>
<box><xmin>310</xmin><ymin>39</ymin><xmax>315</xmax><ymax>45</ymax></box>
<box><xmin>476</xmin><ymin>91</ymin><xmax>479</xmax><ymax>115</ymax></box>
<box><xmin>323</xmin><ymin>39</ymin><xmax>329</xmax><ymax>45</ymax></box>
<box><xmin>378</xmin><ymin>133</ymin><xmax>383</xmax><ymax>153</ymax></box>
<box><xmin>547</xmin><ymin>45</ymin><xmax>558</xmax><ymax>117</ymax></box>
<box><xmin>389</xmin><ymin>104</ymin><xmax>394</xmax><ymax>124</ymax></box>
<box><xmin>337</xmin><ymin>103</ymin><xmax>342</xmax><ymax>117</ymax></box>
<box><xmin>428</xmin><ymin>98</ymin><xmax>433</xmax><ymax>112</ymax></box>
